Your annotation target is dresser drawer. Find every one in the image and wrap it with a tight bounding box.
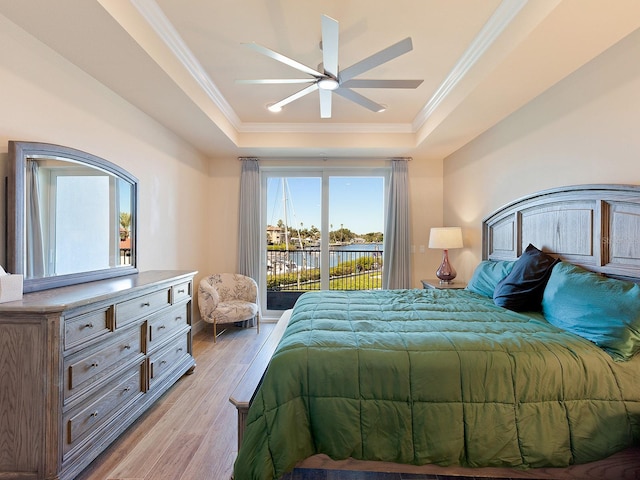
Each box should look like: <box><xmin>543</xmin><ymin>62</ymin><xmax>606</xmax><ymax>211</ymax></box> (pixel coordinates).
<box><xmin>115</xmin><ymin>288</ymin><xmax>171</xmax><ymax>328</ymax></box>
<box><xmin>65</xmin><ymin>307</ymin><xmax>112</xmax><ymax>351</ymax></box>
<box><xmin>65</xmin><ymin>326</ymin><xmax>143</xmax><ymax>402</ymax></box>
<box><xmin>148</xmin><ymin>332</ymin><xmax>190</xmax><ymax>389</ymax></box>
<box><xmin>171</xmin><ymin>281</ymin><xmax>191</xmax><ymax>304</ymax></box>
<box><xmin>147</xmin><ymin>304</ymin><xmax>189</xmax><ymax>351</ymax></box>
<box><xmin>63</xmin><ymin>364</ymin><xmax>144</xmax><ymax>457</ymax></box>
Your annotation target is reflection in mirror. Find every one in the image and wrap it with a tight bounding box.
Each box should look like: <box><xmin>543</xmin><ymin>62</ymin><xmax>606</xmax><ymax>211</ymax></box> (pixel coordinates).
<box><xmin>8</xmin><ymin>142</ymin><xmax>138</xmax><ymax>293</ymax></box>
<box><xmin>26</xmin><ymin>158</ymin><xmax>132</xmax><ymax>277</ymax></box>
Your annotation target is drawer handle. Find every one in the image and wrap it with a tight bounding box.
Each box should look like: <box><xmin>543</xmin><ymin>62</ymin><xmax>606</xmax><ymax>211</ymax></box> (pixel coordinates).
<box><xmin>142</xmin><ymin>302</ymin><xmax>151</xmax><ymax>307</ymax></box>
<box><xmin>123</xmin><ymin>344</ymin><xmax>131</xmax><ymax>350</ymax></box>
<box><xmin>160</xmin><ymin>360</ymin><xmax>167</xmax><ymax>365</ymax></box>
<box><xmin>175</xmin><ymin>316</ymin><xmax>183</xmax><ymax>321</ymax></box>
<box><xmin>90</xmin><ymin>411</ymin><xmax>99</xmax><ymax>417</ymax></box>
<box><xmin>177</xmin><ymin>347</ymin><xmax>183</xmax><ymax>352</ymax></box>
<box><xmin>178</xmin><ymin>288</ymin><xmax>185</xmax><ymax>294</ymax></box>
<box><xmin>158</xmin><ymin>325</ymin><xmax>166</xmax><ymax>330</ymax></box>
<box><xmin>124</xmin><ymin>386</ymin><xmax>131</xmax><ymax>392</ymax></box>
<box><xmin>90</xmin><ymin>361</ymin><xmax>99</xmax><ymax>368</ymax></box>
<box><xmin>84</xmin><ymin>322</ymin><xmax>94</xmax><ymax>329</ymax></box>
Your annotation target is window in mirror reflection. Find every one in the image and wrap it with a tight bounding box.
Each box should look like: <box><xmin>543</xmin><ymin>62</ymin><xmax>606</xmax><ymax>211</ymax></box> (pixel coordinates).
<box><xmin>25</xmin><ymin>158</ymin><xmax>133</xmax><ymax>278</ymax></box>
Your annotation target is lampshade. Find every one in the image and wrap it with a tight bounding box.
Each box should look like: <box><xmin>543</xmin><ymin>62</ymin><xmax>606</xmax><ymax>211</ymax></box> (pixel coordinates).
<box><xmin>428</xmin><ymin>227</ymin><xmax>463</xmax><ymax>250</ymax></box>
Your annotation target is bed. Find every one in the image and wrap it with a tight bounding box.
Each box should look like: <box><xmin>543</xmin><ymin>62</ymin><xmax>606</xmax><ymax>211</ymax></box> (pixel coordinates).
<box><xmin>232</xmin><ymin>184</ymin><xmax>640</xmax><ymax>480</ymax></box>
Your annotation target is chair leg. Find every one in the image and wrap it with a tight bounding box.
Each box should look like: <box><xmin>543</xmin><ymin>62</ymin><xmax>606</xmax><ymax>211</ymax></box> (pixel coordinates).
<box><xmin>256</xmin><ymin>315</ymin><xmax>260</xmax><ymax>335</ymax></box>
<box><xmin>213</xmin><ymin>320</ymin><xmax>228</xmax><ymax>342</ymax></box>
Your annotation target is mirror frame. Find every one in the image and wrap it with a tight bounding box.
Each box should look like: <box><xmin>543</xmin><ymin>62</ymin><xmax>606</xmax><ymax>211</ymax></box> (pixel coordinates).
<box><xmin>7</xmin><ymin>141</ymin><xmax>138</xmax><ymax>293</ymax></box>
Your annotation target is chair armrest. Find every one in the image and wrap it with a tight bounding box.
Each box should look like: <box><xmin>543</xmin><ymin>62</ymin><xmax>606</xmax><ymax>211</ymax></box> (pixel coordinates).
<box><xmin>198</xmin><ymin>279</ymin><xmax>220</xmax><ymax>321</ymax></box>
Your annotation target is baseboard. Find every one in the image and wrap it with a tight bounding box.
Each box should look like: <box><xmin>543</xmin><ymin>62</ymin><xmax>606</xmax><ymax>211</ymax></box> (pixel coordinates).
<box><xmin>191</xmin><ymin>317</ymin><xmax>205</xmax><ymax>335</ymax></box>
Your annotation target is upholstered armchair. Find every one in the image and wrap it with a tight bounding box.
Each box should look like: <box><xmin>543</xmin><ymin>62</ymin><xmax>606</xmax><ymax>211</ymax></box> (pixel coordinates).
<box><xmin>198</xmin><ymin>273</ymin><xmax>259</xmax><ymax>342</ymax></box>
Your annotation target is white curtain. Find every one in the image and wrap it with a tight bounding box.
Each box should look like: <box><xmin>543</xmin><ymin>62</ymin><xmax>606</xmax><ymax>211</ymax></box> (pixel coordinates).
<box><xmin>237</xmin><ymin>158</ymin><xmax>261</xmax><ymax>323</ymax></box>
<box><xmin>383</xmin><ymin>158</ymin><xmax>412</xmax><ymax>289</ymax></box>
<box><xmin>26</xmin><ymin>159</ymin><xmax>45</xmax><ymax>278</ymax></box>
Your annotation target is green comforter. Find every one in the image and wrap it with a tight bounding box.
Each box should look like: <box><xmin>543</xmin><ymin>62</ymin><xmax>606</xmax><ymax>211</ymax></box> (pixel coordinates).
<box><xmin>234</xmin><ymin>289</ymin><xmax>640</xmax><ymax>480</ymax></box>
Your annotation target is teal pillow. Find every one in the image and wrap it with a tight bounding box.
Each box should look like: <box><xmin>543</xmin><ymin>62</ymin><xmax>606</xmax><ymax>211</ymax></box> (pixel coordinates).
<box><xmin>542</xmin><ymin>262</ymin><xmax>640</xmax><ymax>361</ymax></box>
<box><xmin>466</xmin><ymin>260</ymin><xmax>516</xmax><ymax>298</ymax></box>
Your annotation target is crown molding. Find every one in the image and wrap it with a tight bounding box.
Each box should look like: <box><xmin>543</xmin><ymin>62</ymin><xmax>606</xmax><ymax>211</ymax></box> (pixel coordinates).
<box><xmin>238</xmin><ymin>122</ymin><xmax>415</xmax><ymax>134</ymax></box>
<box><xmin>412</xmin><ymin>0</ymin><xmax>527</xmax><ymax>130</ymax></box>
<box><xmin>130</xmin><ymin>0</ymin><xmax>242</xmax><ymax>129</ymax></box>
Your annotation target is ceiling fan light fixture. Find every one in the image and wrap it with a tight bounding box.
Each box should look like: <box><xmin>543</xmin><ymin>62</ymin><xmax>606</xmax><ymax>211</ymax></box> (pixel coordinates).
<box><xmin>242</xmin><ymin>15</ymin><xmax>422</xmax><ymax>118</ymax></box>
<box><xmin>318</xmin><ymin>77</ymin><xmax>339</xmax><ymax>91</ymax></box>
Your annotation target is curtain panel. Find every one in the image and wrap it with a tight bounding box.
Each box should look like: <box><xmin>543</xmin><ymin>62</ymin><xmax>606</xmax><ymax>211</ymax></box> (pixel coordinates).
<box><xmin>237</xmin><ymin>157</ymin><xmax>261</xmax><ymax>322</ymax></box>
<box><xmin>383</xmin><ymin>158</ymin><xmax>412</xmax><ymax>289</ymax></box>
<box><xmin>26</xmin><ymin>159</ymin><xmax>45</xmax><ymax>278</ymax></box>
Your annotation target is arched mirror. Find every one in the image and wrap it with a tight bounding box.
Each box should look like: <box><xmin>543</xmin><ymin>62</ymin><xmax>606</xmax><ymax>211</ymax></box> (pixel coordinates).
<box><xmin>7</xmin><ymin>141</ymin><xmax>138</xmax><ymax>293</ymax></box>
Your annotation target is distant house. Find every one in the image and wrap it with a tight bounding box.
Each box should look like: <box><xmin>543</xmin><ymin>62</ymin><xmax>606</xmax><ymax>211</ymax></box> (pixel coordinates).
<box><xmin>267</xmin><ymin>225</ymin><xmax>283</xmax><ymax>245</ymax></box>
<box><xmin>119</xmin><ymin>237</ymin><xmax>132</xmax><ymax>265</ymax></box>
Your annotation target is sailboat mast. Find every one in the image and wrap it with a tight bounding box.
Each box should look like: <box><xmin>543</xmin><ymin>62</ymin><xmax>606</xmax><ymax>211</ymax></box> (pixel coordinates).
<box><xmin>282</xmin><ymin>178</ymin><xmax>289</xmax><ymax>250</ymax></box>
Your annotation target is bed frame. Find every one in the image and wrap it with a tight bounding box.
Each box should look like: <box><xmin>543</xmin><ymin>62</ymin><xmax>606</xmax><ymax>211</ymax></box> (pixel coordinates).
<box><xmin>483</xmin><ymin>184</ymin><xmax>640</xmax><ymax>281</ymax></box>
<box><xmin>230</xmin><ymin>184</ymin><xmax>640</xmax><ymax>479</ymax></box>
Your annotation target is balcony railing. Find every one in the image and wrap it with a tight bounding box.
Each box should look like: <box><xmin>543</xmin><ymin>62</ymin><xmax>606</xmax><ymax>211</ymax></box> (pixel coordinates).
<box><xmin>120</xmin><ymin>248</ymin><xmax>132</xmax><ymax>265</ymax></box>
<box><xmin>266</xmin><ymin>247</ymin><xmax>383</xmax><ymax>292</ymax></box>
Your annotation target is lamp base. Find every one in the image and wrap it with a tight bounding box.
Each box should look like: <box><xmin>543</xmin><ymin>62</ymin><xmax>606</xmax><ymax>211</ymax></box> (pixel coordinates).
<box><xmin>435</xmin><ymin>249</ymin><xmax>457</xmax><ymax>283</ymax></box>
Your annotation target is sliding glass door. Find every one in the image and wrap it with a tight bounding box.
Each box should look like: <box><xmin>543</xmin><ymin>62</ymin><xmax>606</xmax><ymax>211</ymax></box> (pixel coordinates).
<box><xmin>262</xmin><ymin>167</ymin><xmax>388</xmax><ymax>312</ymax></box>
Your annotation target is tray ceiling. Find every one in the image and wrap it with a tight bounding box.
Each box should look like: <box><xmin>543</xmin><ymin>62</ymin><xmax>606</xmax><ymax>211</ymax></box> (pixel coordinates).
<box><xmin>1</xmin><ymin>0</ymin><xmax>639</xmax><ymax>159</ymax></box>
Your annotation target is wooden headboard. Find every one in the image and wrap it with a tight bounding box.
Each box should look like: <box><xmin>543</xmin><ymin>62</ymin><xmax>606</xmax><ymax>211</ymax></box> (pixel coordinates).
<box><xmin>482</xmin><ymin>184</ymin><xmax>640</xmax><ymax>281</ymax></box>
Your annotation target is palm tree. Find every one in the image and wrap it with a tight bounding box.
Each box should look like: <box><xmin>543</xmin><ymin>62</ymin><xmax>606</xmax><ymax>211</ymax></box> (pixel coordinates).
<box><xmin>120</xmin><ymin>212</ymin><xmax>131</xmax><ymax>240</ymax></box>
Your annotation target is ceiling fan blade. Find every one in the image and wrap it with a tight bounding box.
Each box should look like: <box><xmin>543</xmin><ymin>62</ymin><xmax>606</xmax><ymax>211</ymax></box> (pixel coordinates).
<box><xmin>341</xmin><ymin>79</ymin><xmax>423</xmax><ymax>89</ymax></box>
<box><xmin>339</xmin><ymin>37</ymin><xmax>413</xmax><ymax>83</ymax></box>
<box><xmin>321</xmin><ymin>15</ymin><xmax>339</xmax><ymax>78</ymax></box>
<box><xmin>243</xmin><ymin>42</ymin><xmax>324</xmax><ymax>78</ymax></box>
<box><xmin>334</xmin><ymin>88</ymin><xmax>385</xmax><ymax>113</ymax></box>
<box><xmin>319</xmin><ymin>89</ymin><xmax>332</xmax><ymax>118</ymax></box>
<box><xmin>269</xmin><ymin>83</ymin><xmax>319</xmax><ymax>111</ymax></box>
<box><xmin>236</xmin><ymin>79</ymin><xmax>316</xmax><ymax>85</ymax></box>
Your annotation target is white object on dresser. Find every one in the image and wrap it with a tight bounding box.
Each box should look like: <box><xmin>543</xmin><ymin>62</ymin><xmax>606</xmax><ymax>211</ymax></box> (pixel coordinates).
<box><xmin>0</xmin><ymin>264</ymin><xmax>23</xmax><ymax>302</ymax></box>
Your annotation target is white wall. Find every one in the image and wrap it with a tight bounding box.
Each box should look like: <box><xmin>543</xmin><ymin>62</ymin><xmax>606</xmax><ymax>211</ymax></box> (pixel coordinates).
<box><xmin>207</xmin><ymin>157</ymin><xmax>242</xmax><ymax>273</ymax></box>
<box><xmin>443</xmin><ymin>27</ymin><xmax>640</xmax><ymax>282</ymax></box>
<box><xmin>0</xmin><ymin>15</ymin><xmax>210</xmax><ymax>296</ymax></box>
<box><xmin>407</xmin><ymin>157</ymin><xmax>444</xmax><ymax>288</ymax></box>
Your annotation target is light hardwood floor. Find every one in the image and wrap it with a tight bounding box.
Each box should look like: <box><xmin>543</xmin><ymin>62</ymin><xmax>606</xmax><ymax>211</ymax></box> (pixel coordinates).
<box><xmin>75</xmin><ymin>322</ymin><xmax>276</xmax><ymax>480</ymax></box>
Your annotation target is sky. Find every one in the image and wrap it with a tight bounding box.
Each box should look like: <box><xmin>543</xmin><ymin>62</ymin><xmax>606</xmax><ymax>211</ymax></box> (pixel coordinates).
<box><xmin>267</xmin><ymin>176</ymin><xmax>384</xmax><ymax>235</ymax></box>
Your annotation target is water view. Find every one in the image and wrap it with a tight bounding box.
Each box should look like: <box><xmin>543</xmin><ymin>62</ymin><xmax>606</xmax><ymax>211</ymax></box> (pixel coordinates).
<box><xmin>268</xmin><ymin>243</ymin><xmax>382</xmax><ymax>272</ymax></box>
<box><xmin>266</xmin><ymin>175</ymin><xmax>385</xmax><ymax>308</ymax></box>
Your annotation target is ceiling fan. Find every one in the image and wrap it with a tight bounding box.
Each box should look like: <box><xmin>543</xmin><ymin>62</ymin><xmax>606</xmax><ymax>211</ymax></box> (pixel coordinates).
<box><xmin>236</xmin><ymin>14</ymin><xmax>423</xmax><ymax>118</ymax></box>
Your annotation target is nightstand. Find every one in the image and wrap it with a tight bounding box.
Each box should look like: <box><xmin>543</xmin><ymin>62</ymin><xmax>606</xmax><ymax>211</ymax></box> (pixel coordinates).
<box><xmin>421</xmin><ymin>279</ymin><xmax>467</xmax><ymax>290</ymax></box>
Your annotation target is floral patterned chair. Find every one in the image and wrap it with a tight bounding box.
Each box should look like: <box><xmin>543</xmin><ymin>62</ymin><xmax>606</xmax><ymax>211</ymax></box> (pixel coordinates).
<box><xmin>197</xmin><ymin>273</ymin><xmax>259</xmax><ymax>342</ymax></box>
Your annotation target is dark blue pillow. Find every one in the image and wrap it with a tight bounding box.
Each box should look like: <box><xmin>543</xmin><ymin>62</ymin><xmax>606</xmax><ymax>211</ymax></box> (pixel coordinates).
<box><xmin>493</xmin><ymin>244</ymin><xmax>559</xmax><ymax>311</ymax></box>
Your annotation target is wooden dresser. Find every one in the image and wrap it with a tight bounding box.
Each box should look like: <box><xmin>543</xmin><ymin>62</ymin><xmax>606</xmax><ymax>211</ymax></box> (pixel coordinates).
<box><xmin>0</xmin><ymin>270</ymin><xmax>197</xmax><ymax>480</ymax></box>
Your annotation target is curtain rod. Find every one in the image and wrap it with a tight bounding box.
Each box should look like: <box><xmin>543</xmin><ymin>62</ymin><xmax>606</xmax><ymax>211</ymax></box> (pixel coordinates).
<box><xmin>238</xmin><ymin>156</ymin><xmax>412</xmax><ymax>161</ymax></box>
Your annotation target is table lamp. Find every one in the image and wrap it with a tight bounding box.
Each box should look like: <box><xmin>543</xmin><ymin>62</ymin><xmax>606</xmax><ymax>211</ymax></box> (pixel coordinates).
<box><xmin>428</xmin><ymin>227</ymin><xmax>463</xmax><ymax>284</ymax></box>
